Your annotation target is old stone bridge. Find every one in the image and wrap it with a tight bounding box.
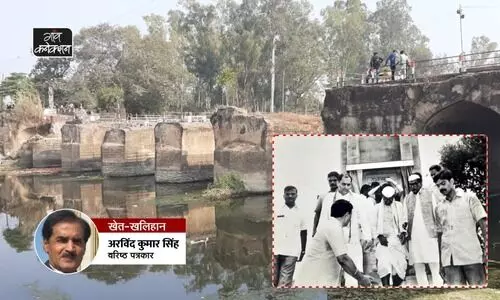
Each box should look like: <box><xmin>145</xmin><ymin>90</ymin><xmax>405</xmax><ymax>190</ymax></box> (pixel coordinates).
<box><xmin>322</xmin><ymin>70</ymin><xmax>500</xmax><ymax>259</ymax></box>
<box><xmin>322</xmin><ymin>70</ymin><xmax>499</xmax><ymax>196</ymax></box>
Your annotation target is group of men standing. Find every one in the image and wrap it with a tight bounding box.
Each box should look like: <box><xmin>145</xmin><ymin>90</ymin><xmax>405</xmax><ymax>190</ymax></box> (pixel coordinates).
<box><xmin>273</xmin><ymin>165</ymin><xmax>487</xmax><ymax>288</ymax></box>
<box><xmin>368</xmin><ymin>50</ymin><xmax>414</xmax><ymax>83</ymax></box>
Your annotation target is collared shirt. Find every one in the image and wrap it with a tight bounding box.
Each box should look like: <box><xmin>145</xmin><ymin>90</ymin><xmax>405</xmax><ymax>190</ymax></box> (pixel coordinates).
<box><xmin>275</xmin><ymin>204</ymin><xmax>307</xmax><ymax>257</ymax></box>
<box><xmin>435</xmin><ymin>188</ymin><xmax>487</xmax><ymax>267</ymax></box>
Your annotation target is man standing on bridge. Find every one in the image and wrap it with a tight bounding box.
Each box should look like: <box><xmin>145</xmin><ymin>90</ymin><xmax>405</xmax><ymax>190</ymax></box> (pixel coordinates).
<box><xmin>369</xmin><ymin>52</ymin><xmax>384</xmax><ymax>83</ymax></box>
<box><xmin>386</xmin><ymin>50</ymin><xmax>399</xmax><ymax>81</ymax></box>
<box><xmin>399</xmin><ymin>50</ymin><xmax>409</xmax><ymax>80</ymax></box>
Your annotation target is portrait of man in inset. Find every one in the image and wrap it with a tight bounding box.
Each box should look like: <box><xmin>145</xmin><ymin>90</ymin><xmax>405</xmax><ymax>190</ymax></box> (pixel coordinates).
<box><xmin>35</xmin><ymin>209</ymin><xmax>99</xmax><ymax>274</ymax></box>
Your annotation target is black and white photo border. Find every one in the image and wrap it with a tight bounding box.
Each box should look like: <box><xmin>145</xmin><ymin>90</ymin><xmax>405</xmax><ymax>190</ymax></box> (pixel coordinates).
<box><xmin>271</xmin><ymin>133</ymin><xmax>489</xmax><ymax>289</ymax></box>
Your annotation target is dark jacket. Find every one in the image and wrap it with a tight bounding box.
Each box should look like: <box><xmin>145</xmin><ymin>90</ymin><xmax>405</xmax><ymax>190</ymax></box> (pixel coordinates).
<box><xmin>386</xmin><ymin>52</ymin><xmax>397</xmax><ymax>66</ymax></box>
<box><xmin>370</xmin><ymin>55</ymin><xmax>383</xmax><ymax>69</ymax></box>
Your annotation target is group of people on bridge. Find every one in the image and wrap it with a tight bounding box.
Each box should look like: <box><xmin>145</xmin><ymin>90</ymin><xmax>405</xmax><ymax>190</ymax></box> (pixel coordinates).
<box><xmin>367</xmin><ymin>50</ymin><xmax>416</xmax><ymax>84</ymax></box>
<box><xmin>274</xmin><ymin>165</ymin><xmax>487</xmax><ymax>288</ymax></box>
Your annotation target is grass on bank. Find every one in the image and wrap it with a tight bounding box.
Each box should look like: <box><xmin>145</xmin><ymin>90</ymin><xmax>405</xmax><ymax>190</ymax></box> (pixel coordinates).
<box><xmin>202</xmin><ymin>173</ymin><xmax>246</xmax><ymax>201</ymax></box>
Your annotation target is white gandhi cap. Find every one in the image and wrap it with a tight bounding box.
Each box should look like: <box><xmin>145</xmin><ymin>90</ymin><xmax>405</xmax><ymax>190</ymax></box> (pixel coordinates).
<box><xmin>408</xmin><ymin>174</ymin><xmax>420</xmax><ymax>182</ymax></box>
<box><xmin>382</xmin><ymin>186</ymin><xmax>396</xmax><ymax>198</ymax></box>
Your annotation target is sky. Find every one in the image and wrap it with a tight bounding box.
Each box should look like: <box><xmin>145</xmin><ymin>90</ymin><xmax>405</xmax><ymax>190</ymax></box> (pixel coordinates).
<box><xmin>272</xmin><ymin>135</ymin><xmax>461</xmax><ymax>236</ymax></box>
<box><xmin>0</xmin><ymin>0</ymin><xmax>498</xmax><ymax>77</ymax></box>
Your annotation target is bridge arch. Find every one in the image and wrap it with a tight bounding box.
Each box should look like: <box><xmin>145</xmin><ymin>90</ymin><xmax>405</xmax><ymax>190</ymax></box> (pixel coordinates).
<box><xmin>422</xmin><ymin>100</ymin><xmax>500</xmax><ymax>260</ymax></box>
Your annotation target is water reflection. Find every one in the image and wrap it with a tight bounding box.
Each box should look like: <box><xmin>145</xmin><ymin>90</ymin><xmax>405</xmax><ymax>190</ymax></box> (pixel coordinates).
<box><xmin>0</xmin><ymin>174</ymin><xmax>498</xmax><ymax>299</ymax></box>
<box><xmin>0</xmin><ymin>174</ymin><xmax>322</xmax><ymax>299</ymax></box>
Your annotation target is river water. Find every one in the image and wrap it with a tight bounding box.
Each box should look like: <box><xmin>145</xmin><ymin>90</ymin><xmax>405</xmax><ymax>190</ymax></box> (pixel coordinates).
<box><xmin>0</xmin><ymin>173</ymin><xmax>498</xmax><ymax>300</ymax></box>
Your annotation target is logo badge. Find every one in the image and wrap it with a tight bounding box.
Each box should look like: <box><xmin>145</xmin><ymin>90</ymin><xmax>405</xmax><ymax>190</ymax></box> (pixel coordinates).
<box><xmin>33</xmin><ymin>28</ymin><xmax>73</xmax><ymax>58</ymax></box>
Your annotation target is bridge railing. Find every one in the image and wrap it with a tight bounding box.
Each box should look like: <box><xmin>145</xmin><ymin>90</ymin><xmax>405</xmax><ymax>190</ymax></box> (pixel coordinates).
<box><xmin>95</xmin><ymin>112</ymin><xmax>212</xmax><ymax>126</ymax></box>
<box><xmin>332</xmin><ymin>49</ymin><xmax>500</xmax><ymax>88</ymax></box>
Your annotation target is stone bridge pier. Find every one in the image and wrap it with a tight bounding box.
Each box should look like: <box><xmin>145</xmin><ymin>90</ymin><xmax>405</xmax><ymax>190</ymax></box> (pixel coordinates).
<box><xmin>210</xmin><ymin>107</ymin><xmax>323</xmax><ymax>193</ymax></box>
<box><xmin>321</xmin><ymin>70</ymin><xmax>500</xmax><ymax>259</ymax></box>
<box><xmin>155</xmin><ymin>122</ymin><xmax>214</xmax><ymax>183</ymax></box>
<box><xmin>61</xmin><ymin>124</ymin><xmax>110</xmax><ymax>172</ymax></box>
<box><xmin>101</xmin><ymin>127</ymin><xmax>155</xmax><ymax>177</ymax></box>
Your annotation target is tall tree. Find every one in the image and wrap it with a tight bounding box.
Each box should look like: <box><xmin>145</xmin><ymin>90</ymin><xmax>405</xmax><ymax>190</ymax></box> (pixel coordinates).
<box><xmin>30</xmin><ymin>58</ymin><xmax>72</xmax><ymax>106</ymax></box>
<box><xmin>369</xmin><ymin>0</ymin><xmax>432</xmax><ymax>62</ymax></box>
<box><xmin>0</xmin><ymin>73</ymin><xmax>36</xmax><ymax>100</ymax></box>
<box><xmin>322</xmin><ymin>0</ymin><xmax>370</xmax><ymax>82</ymax></box>
<box><xmin>118</xmin><ymin>14</ymin><xmax>194</xmax><ymax>114</ymax></box>
<box><xmin>470</xmin><ymin>35</ymin><xmax>499</xmax><ymax>66</ymax></box>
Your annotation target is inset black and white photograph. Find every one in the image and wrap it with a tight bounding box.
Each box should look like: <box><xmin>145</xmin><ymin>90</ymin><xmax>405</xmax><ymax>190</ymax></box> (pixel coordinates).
<box><xmin>272</xmin><ymin>135</ymin><xmax>487</xmax><ymax>288</ymax></box>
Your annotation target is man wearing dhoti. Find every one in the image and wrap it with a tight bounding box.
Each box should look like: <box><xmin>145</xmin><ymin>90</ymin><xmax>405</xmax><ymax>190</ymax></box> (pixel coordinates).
<box><xmin>434</xmin><ymin>169</ymin><xmax>487</xmax><ymax>286</ymax></box>
<box><xmin>375</xmin><ymin>185</ymin><xmax>408</xmax><ymax>287</ymax></box>
<box><xmin>293</xmin><ymin>200</ymin><xmax>374</xmax><ymax>287</ymax></box>
<box><xmin>403</xmin><ymin>173</ymin><xmax>443</xmax><ymax>286</ymax></box>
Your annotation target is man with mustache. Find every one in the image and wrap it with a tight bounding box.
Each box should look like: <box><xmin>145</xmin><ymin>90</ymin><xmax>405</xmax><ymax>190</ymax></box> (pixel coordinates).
<box><xmin>312</xmin><ymin>171</ymin><xmax>340</xmax><ymax>237</ymax></box>
<box><xmin>42</xmin><ymin>209</ymin><xmax>91</xmax><ymax>274</ymax></box>
<box><xmin>274</xmin><ymin>185</ymin><xmax>307</xmax><ymax>287</ymax></box>
<box><xmin>433</xmin><ymin>168</ymin><xmax>487</xmax><ymax>286</ymax></box>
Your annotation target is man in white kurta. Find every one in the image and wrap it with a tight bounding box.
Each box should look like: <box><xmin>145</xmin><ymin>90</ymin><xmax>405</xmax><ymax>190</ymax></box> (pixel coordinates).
<box><xmin>375</xmin><ymin>185</ymin><xmax>408</xmax><ymax>287</ymax></box>
<box><xmin>403</xmin><ymin>173</ymin><xmax>443</xmax><ymax>286</ymax></box>
<box><xmin>319</xmin><ymin>174</ymin><xmax>372</xmax><ymax>287</ymax></box>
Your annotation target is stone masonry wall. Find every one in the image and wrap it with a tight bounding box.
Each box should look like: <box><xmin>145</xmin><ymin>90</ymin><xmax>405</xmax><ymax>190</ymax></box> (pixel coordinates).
<box><xmin>61</xmin><ymin>124</ymin><xmax>110</xmax><ymax>172</ymax></box>
<box><xmin>211</xmin><ymin>106</ymin><xmax>323</xmax><ymax>193</ymax></box>
<box><xmin>101</xmin><ymin>127</ymin><xmax>155</xmax><ymax>177</ymax></box>
<box><xmin>155</xmin><ymin>122</ymin><xmax>214</xmax><ymax>183</ymax></box>
<box><xmin>32</xmin><ymin>137</ymin><xmax>61</xmax><ymax>168</ymax></box>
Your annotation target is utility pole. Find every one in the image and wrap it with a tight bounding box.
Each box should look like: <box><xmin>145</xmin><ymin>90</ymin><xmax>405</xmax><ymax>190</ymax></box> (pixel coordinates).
<box><xmin>457</xmin><ymin>4</ymin><xmax>465</xmax><ymax>55</ymax></box>
<box><xmin>281</xmin><ymin>70</ymin><xmax>285</xmax><ymax>112</ymax></box>
<box><xmin>271</xmin><ymin>35</ymin><xmax>279</xmax><ymax>113</ymax></box>
<box><xmin>456</xmin><ymin>4</ymin><xmax>465</xmax><ymax>72</ymax></box>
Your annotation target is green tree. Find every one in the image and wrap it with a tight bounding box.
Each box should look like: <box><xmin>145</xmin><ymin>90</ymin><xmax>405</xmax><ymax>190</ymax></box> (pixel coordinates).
<box><xmin>369</xmin><ymin>0</ymin><xmax>432</xmax><ymax>62</ymax></box>
<box><xmin>30</xmin><ymin>58</ymin><xmax>72</xmax><ymax>107</ymax></box>
<box><xmin>96</xmin><ymin>85</ymin><xmax>124</xmax><ymax>112</ymax></box>
<box><xmin>439</xmin><ymin>136</ymin><xmax>487</xmax><ymax>205</ymax></box>
<box><xmin>116</xmin><ymin>14</ymin><xmax>195</xmax><ymax>114</ymax></box>
<box><xmin>0</xmin><ymin>73</ymin><xmax>37</xmax><ymax>100</ymax></box>
<box><xmin>171</xmin><ymin>0</ymin><xmax>224</xmax><ymax>110</ymax></box>
<box><xmin>322</xmin><ymin>0</ymin><xmax>370</xmax><ymax>80</ymax></box>
<box><xmin>470</xmin><ymin>35</ymin><xmax>498</xmax><ymax>66</ymax></box>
